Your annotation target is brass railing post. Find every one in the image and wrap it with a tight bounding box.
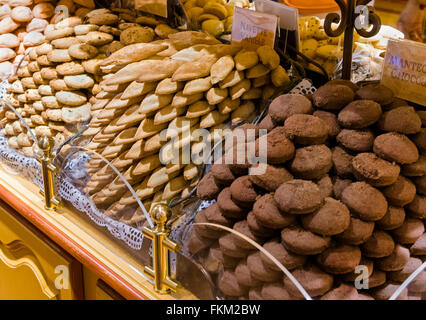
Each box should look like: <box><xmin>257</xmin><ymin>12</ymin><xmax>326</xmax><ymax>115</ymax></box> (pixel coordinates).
<box><xmin>142</xmin><ymin>203</ymin><xmax>181</xmax><ymax>294</ymax></box>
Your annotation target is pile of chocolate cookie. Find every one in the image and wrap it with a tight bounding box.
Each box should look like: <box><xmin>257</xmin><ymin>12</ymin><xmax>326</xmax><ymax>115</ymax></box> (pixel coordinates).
<box><xmin>188</xmin><ymin>80</ymin><xmax>426</xmax><ymax>300</ymax></box>
<box><xmin>81</xmin><ymin>34</ymin><xmax>290</xmax><ymax>227</ymax></box>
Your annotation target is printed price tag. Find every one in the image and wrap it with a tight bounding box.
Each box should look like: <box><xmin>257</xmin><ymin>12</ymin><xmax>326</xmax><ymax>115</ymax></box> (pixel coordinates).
<box><xmin>135</xmin><ymin>0</ymin><xmax>168</xmax><ymax>18</ymax></box>
<box><xmin>231</xmin><ymin>7</ymin><xmax>278</xmax><ymax>50</ymax></box>
<box><xmin>381</xmin><ymin>39</ymin><xmax>426</xmax><ymax>106</ymax></box>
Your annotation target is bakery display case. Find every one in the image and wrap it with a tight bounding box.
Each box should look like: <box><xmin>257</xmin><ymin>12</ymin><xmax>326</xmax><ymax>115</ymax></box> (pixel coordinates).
<box><xmin>0</xmin><ymin>0</ymin><xmax>424</xmax><ymax>300</ymax></box>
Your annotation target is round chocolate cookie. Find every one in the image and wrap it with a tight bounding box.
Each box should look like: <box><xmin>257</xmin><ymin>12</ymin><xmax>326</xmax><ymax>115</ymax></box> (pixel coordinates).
<box><xmin>274</xmin><ymin>179</ymin><xmax>323</xmax><ymax>214</ymax></box>
<box><xmin>202</xmin><ymin>245</ymin><xmax>223</xmax><ymax>273</ymax></box>
<box><xmin>283</xmin><ymin>264</ymin><xmax>334</xmax><ymax>298</ymax></box>
<box><xmin>371</xmin><ymin>283</ymin><xmax>407</xmax><ymax>300</ymax></box>
<box><xmin>249</xmin><ymin>164</ymin><xmax>293</xmax><ymax>192</ymax></box>
<box><xmin>317</xmin><ymin>244</ymin><xmax>362</xmax><ymax>274</ymax></box>
<box><xmin>361</xmin><ymin>230</ymin><xmax>395</xmax><ymax>258</ymax></box>
<box><xmin>312</xmin><ymin>84</ymin><xmax>355</xmax><ymax>110</ymax></box>
<box><xmin>336</xmin><ymin>216</ymin><xmax>375</xmax><ymax>245</ymax></box>
<box><xmin>218</xmin><ymin>270</ymin><xmax>248</xmax><ymax>297</ymax></box>
<box><xmin>301</xmin><ymin>197</ymin><xmax>350</xmax><ymax>236</ymax></box>
<box><xmin>219</xmin><ymin>233</ymin><xmax>252</xmax><ymax>258</ymax></box>
<box><xmin>235</xmin><ymin>260</ymin><xmax>263</xmax><ymax>287</ymax></box>
<box><xmin>316</xmin><ymin>175</ymin><xmax>333</xmax><ymax>199</ymax></box>
<box><xmin>351</xmin><ymin>152</ymin><xmax>400</xmax><ymax>187</ymax></box>
<box><xmin>332</xmin><ymin>177</ymin><xmax>353</xmax><ymax>199</ymax></box>
<box><xmin>381</xmin><ymin>176</ymin><xmax>416</xmax><ymax>207</ymax></box>
<box><xmin>253</xmin><ymin>193</ymin><xmax>296</xmax><ymax>229</ymax></box>
<box><xmin>210</xmin><ymin>164</ymin><xmax>236</xmax><ymax>186</ymax></box>
<box><xmin>258</xmin><ymin>114</ymin><xmax>276</xmax><ymax>131</ymax></box>
<box><xmin>197</xmin><ymin>172</ymin><xmax>221</xmax><ymax>200</ymax></box>
<box><xmin>231</xmin><ymin>220</ymin><xmax>266</xmax><ymax>249</ymax></box>
<box><xmin>320</xmin><ymin>284</ymin><xmax>360</xmax><ymax>300</ymax></box>
<box><xmin>336</xmin><ymin>129</ymin><xmax>374</xmax><ymax>152</ymax></box>
<box><xmin>378</xmin><ymin>106</ymin><xmax>422</xmax><ymax>134</ymax></box>
<box><xmin>229</xmin><ymin>176</ymin><xmax>259</xmax><ymax>205</ymax></box>
<box><xmin>194</xmin><ymin>206</ymin><xmax>224</xmax><ymax>239</ymax></box>
<box><xmin>226</xmin><ymin>144</ymin><xmax>251</xmax><ymax>175</ymax></box>
<box><xmin>388</xmin><ymin>257</ymin><xmax>423</xmax><ymax>283</ymax></box>
<box><xmin>373</xmin><ymin>132</ymin><xmax>419</xmax><ymax>165</ymax></box>
<box><xmin>402</xmin><ymin>156</ymin><xmax>426</xmax><ymax>176</ymax></box>
<box><xmin>410</xmin><ymin>233</ymin><xmax>426</xmax><ymax>256</ymax></box>
<box><xmin>368</xmin><ymin>270</ymin><xmax>387</xmax><ymax>289</ymax></box>
<box><xmin>222</xmin><ymin>253</ymin><xmax>242</xmax><ymax>269</ymax></box>
<box><xmin>406</xmin><ymin>195</ymin><xmax>426</xmax><ymax>219</ymax></box>
<box><xmin>290</xmin><ymin>145</ymin><xmax>333</xmax><ymax>179</ymax></box>
<box><xmin>355</xmin><ymin>84</ymin><xmax>394</xmax><ymax>105</ymax></box>
<box><xmin>332</xmin><ymin>146</ymin><xmax>354</xmax><ymax>178</ymax></box>
<box><xmin>217</xmin><ymin>187</ymin><xmax>247</xmax><ymax>219</ymax></box>
<box><xmin>261</xmin><ymin>283</ymin><xmax>293</xmax><ymax>300</ymax></box>
<box><xmin>412</xmin><ymin>128</ymin><xmax>426</xmax><ymax>153</ymax></box>
<box><xmin>260</xmin><ymin>238</ymin><xmax>306</xmax><ymax>271</ymax></box>
<box><xmin>284</xmin><ymin>114</ymin><xmax>328</xmax><ymax>145</ymax></box>
<box><xmin>281</xmin><ymin>225</ymin><xmax>331</xmax><ymax>255</ymax></box>
<box><xmin>313</xmin><ymin>110</ymin><xmax>341</xmax><ymax>137</ymax></box>
<box><xmin>186</xmin><ymin>229</ymin><xmax>215</xmax><ymax>255</ymax></box>
<box><xmin>376</xmin><ymin>244</ymin><xmax>410</xmax><ymax>271</ymax></box>
<box><xmin>338</xmin><ymin>100</ymin><xmax>382</xmax><ymax>129</ymax></box>
<box><xmin>341</xmin><ymin>182</ymin><xmax>388</xmax><ymax>221</ymax></box>
<box><xmin>412</xmin><ymin>175</ymin><xmax>426</xmax><ymax>195</ymax></box>
<box><xmin>341</xmin><ymin>257</ymin><xmax>373</xmax><ymax>282</ymax></box>
<box><xmin>259</xmin><ymin>126</ymin><xmax>295</xmax><ymax>164</ymax></box>
<box><xmin>205</xmin><ymin>202</ymin><xmax>234</xmax><ymax>228</ymax></box>
<box><xmin>383</xmin><ymin>97</ymin><xmax>408</xmax><ymax>110</ymax></box>
<box><xmin>268</xmin><ymin>94</ymin><xmax>313</xmax><ymax>124</ymax></box>
<box><xmin>376</xmin><ymin>206</ymin><xmax>406</xmax><ymax>230</ymax></box>
<box><xmin>246</xmin><ymin>211</ymin><xmax>275</xmax><ymax>238</ymax></box>
<box><xmin>247</xmin><ymin>251</ymin><xmax>283</xmax><ymax>282</ymax></box>
<box><xmin>392</xmin><ymin>218</ymin><xmax>425</xmax><ymax>244</ymax></box>
<box><xmin>325</xmin><ymin>79</ymin><xmax>360</xmax><ymax>93</ymax></box>
<box><xmin>248</xmin><ymin>287</ymin><xmax>264</xmax><ymax>300</ymax></box>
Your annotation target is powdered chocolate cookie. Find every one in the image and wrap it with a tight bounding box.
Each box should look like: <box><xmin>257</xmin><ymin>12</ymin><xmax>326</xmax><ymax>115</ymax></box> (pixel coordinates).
<box><xmin>217</xmin><ymin>187</ymin><xmax>247</xmax><ymax>220</ymax></box>
<box><xmin>235</xmin><ymin>261</ymin><xmax>263</xmax><ymax>287</ymax></box>
<box><xmin>218</xmin><ymin>270</ymin><xmax>248</xmax><ymax>297</ymax></box>
<box><xmin>281</xmin><ymin>225</ymin><xmax>331</xmax><ymax>255</ymax></box>
<box><xmin>351</xmin><ymin>152</ymin><xmax>400</xmax><ymax>187</ymax></box>
<box><xmin>301</xmin><ymin>197</ymin><xmax>350</xmax><ymax>236</ymax></box>
<box><xmin>204</xmin><ymin>202</ymin><xmax>234</xmax><ymax>229</ymax></box>
<box><xmin>373</xmin><ymin>132</ymin><xmax>419</xmax><ymax>164</ymax></box>
<box><xmin>230</xmin><ymin>176</ymin><xmax>259</xmax><ymax>205</ymax></box>
<box><xmin>392</xmin><ymin>218</ymin><xmax>424</xmax><ymax>244</ymax></box>
<box><xmin>186</xmin><ymin>230</ymin><xmax>215</xmax><ymax>255</ymax></box>
<box><xmin>388</xmin><ymin>257</ymin><xmax>423</xmax><ymax>283</ymax></box>
<box><xmin>247</xmin><ymin>252</ymin><xmax>283</xmax><ymax>282</ymax></box>
<box><xmin>197</xmin><ymin>172</ymin><xmax>220</xmax><ymax>200</ymax></box>
<box><xmin>325</xmin><ymin>79</ymin><xmax>359</xmax><ymax>93</ymax></box>
<box><xmin>313</xmin><ymin>110</ymin><xmax>340</xmax><ymax>137</ymax></box>
<box><xmin>258</xmin><ymin>114</ymin><xmax>275</xmax><ymax>130</ymax></box>
<box><xmin>378</xmin><ymin>106</ymin><xmax>422</xmax><ymax>134</ymax></box>
<box><xmin>261</xmin><ymin>283</ymin><xmax>293</xmax><ymax>300</ymax></box>
<box><xmin>338</xmin><ymin>100</ymin><xmax>382</xmax><ymax>129</ymax></box>
<box><xmin>410</xmin><ymin>234</ymin><xmax>426</xmax><ymax>255</ymax></box>
<box><xmin>412</xmin><ymin>129</ymin><xmax>426</xmax><ymax>153</ymax></box>
<box><xmin>341</xmin><ymin>182</ymin><xmax>388</xmax><ymax>221</ymax></box>
<box><xmin>249</xmin><ymin>164</ymin><xmax>293</xmax><ymax>192</ymax></box>
<box><xmin>246</xmin><ymin>211</ymin><xmax>275</xmax><ymax>238</ymax></box>
<box><xmin>260</xmin><ymin>126</ymin><xmax>295</xmax><ymax>164</ymax></box>
<box><xmin>312</xmin><ymin>84</ymin><xmax>355</xmax><ymax>110</ymax></box>
<box><xmin>219</xmin><ymin>233</ymin><xmax>251</xmax><ymax>258</ymax></box>
<box><xmin>290</xmin><ymin>145</ymin><xmax>332</xmax><ymax>179</ymax></box>
<box><xmin>356</xmin><ymin>84</ymin><xmax>394</xmax><ymax>105</ymax></box>
<box><xmin>284</xmin><ymin>114</ymin><xmax>328</xmax><ymax>145</ymax></box>
<box><xmin>376</xmin><ymin>244</ymin><xmax>410</xmax><ymax>271</ymax></box>
<box><xmin>320</xmin><ymin>284</ymin><xmax>360</xmax><ymax>300</ymax></box>
<box><xmin>361</xmin><ymin>230</ymin><xmax>395</xmax><ymax>258</ymax></box>
<box><xmin>332</xmin><ymin>146</ymin><xmax>354</xmax><ymax>178</ymax></box>
<box><xmin>268</xmin><ymin>94</ymin><xmax>313</xmax><ymax>124</ymax></box>
<box><xmin>367</xmin><ymin>270</ymin><xmax>387</xmax><ymax>289</ymax></box>
<box><xmin>412</xmin><ymin>175</ymin><xmax>426</xmax><ymax>195</ymax></box>
<box><xmin>381</xmin><ymin>176</ymin><xmax>416</xmax><ymax>207</ymax></box>
<box><xmin>317</xmin><ymin>244</ymin><xmax>361</xmax><ymax>274</ymax></box>
<box><xmin>231</xmin><ymin>220</ymin><xmax>265</xmax><ymax>249</ymax></box>
<box><xmin>283</xmin><ymin>264</ymin><xmax>333</xmax><ymax>298</ymax></box>
<box><xmin>210</xmin><ymin>164</ymin><xmax>236</xmax><ymax>186</ymax></box>
<box><xmin>252</xmin><ymin>193</ymin><xmax>296</xmax><ymax>229</ymax></box>
<box><xmin>260</xmin><ymin>238</ymin><xmax>306</xmax><ymax>271</ymax></box>
<box><xmin>336</xmin><ymin>129</ymin><xmax>374</xmax><ymax>152</ymax></box>
<box><xmin>194</xmin><ymin>208</ymin><xmax>222</xmax><ymax>239</ymax></box>
<box><xmin>274</xmin><ymin>179</ymin><xmax>323</xmax><ymax>214</ymax></box>
<box><xmin>336</xmin><ymin>216</ymin><xmax>374</xmax><ymax>245</ymax></box>
<box><xmin>377</xmin><ymin>207</ymin><xmax>406</xmax><ymax>230</ymax></box>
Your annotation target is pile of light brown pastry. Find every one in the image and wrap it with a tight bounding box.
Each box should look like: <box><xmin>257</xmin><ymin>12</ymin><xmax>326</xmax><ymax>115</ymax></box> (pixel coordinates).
<box><xmin>82</xmin><ymin>33</ymin><xmax>290</xmax><ymax>228</ymax></box>
<box><xmin>187</xmin><ymin>80</ymin><xmax>426</xmax><ymax>300</ymax></box>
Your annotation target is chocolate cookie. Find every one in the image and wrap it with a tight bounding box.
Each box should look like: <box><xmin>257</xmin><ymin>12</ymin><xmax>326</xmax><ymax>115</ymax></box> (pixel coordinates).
<box><xmin>361</xmin><ymin>230</ymin><xmax>395</xmax><ymax>258</ymax></box>
<box><xmin>338</xmin><ymin>100</ymin><xmax>382</xmax><ymax>129</ymax></box>
<box><xmin>217</xmin><ymin>187</ymin><xmax>247</xmax><ymax>219</ymax></box>
<box><xmin>332</xmin><ymin>177</ymin><xmax>352</xmax><ymax>199</ymax></box>
<box><xmin>230</xmin><ymin>176</ymin><xmax>259</xmax><ymax>205</ymax></box>
<box><xmin>412</xmin><ymin>128</ymin><xmax>426</xmax><ymax>153</ymax></box>
<box><xmin>351</xmin><ymin>152</ymin><xmax>400</xmax><ymax>187</ymax></box>
<box><xmin>301</xmin><ymin>197</ymin><xmax>350</xmax><ymax>236</ymax></box>
<box><xmin>260</xmin><ymin>238</ymin><xmax>306</xmax><ymax>271</ymax></box>
<box><xmin>381</xmin><ymin>176</ymin><xmax>416</xmax><ymax>207</ymax></box>
<box><xmin>320</xmin><ymin>284</ymin><xmax>360</xmax><ymax>300</ymax></box>
<box><xmin>412</xmin><ymin>175</ymin><xmax>426</xmax><ymax>195</ymax></box>
<box><xmin>281</xmin><ymin>225</ymin><xmax>331</xmax><ymax>255</ymax></box>
<box><xmin>337</xmin><ymin>129</ymin><xmax>374</xmax><ymax>152</ymax></box>
<box><xmin>253</xmin><ymin>193</ymin><xmax>296</xmax><ymax>229</ymax></box>
<box><xmin>197</xmin><ymin>172</ymin><xmax>221</xmax><ymax>200</ymax></box>
<box><xmin>231</xmin><ymin>220</ymin><xmax>266</xmax><ymax>249</ymax></box>
<box><xmin>219</xmin><ymin>233</ymin><xmax>252</xmax><ymax>258</ymax></box>
<box><xmin>283</xmin><ymin>264</ymin><xmax>334</xmax><ymax>298</ymax></box>
<box><xmin>406</xmin><ymin>195</ymin><xmax>426</xmax><ymax>219</ymax></box>
<box><xmin>376</xmin><ymin>207</ymin><xmax>406</xmax><ymax>231</ymax></box>
<box><xmin>313</xmin><ymin>110</ymin><xmax>341</xmax><ymax>137</ymax></box>
<box><xmin>210</xmin><ymin>164</ymin><xmax>236</xmax><ymax>186</ymax></box>
<box><xmin>341</xmin><ymin>257</ymin><xmax>373</xmax><ymax>282</ymax></box>
<box><xmin>186</xmin><ymin>229</ymin><xmax>215</xmax><ymax>255</ymax></box>
<box><xmin>274</xmin><ymin>179</ymin><xmax>323</xmax><ymax>214</ymax></box>
<box><xmin>376</xmin><ymin>244</ymin><xmax>410</xmax><ymax>271</ymax></box>
<box><xmin>402</xmin><ymin>156</ymin><xmax>426</xmax><ymax>176</ymax></box>
<box><xmin>317</xmin><ymin>244</ymin><xmax>362</xmax><ymax>274</ymax></box>
<box><xmin>341</xmin><ymin>182</ymin><xmax>388</xmax><ymax>221</ymax></box>
<box><xmin>410</xmin><ymin>234</ymin><xmax>426</xmax><ymax>256</ymax></box>
<box><xmin>202</xmin><ymin>245</ymin><xmax>224</xmax><ymax>273</ymax></box>
<box><xmin>373</xmin><ymin>132</ymin><xmax>419</xmax><ymax>164</ymax></box>
<box><xmin>388</xmin><ymin>257</ymin><xmax>423</xmax><ymax>283</ymax></box>
<box><xmin>336</xmin><ymin>216</ymin><xmax>375</xmax><ymax>245</ymax></box>
<box><xmin>194</xmin><ymin>207</ymin><xmax>223</xmax><ymax>239</ymax></box>
<box><xmin>332</xmin><ymin>146</ymin><xmax>354</xmax><ymax>178</ymax></box>
<box><xmin>392</xmin><ymin>218</ymin><xmax>425</xmax><ymax>244</ymax></box>
<box><xmin>312</xmin><ymin>84</ymin><xmax>355</xmax><ymax>110</ymax></box>
<box><xmin>218</xmin><ymin>270</ymin><xmax>248</xmax><ymax>297</ymax></box>
<box><xmin>249</xmin><ymin>164</ymin><xmax>293</xmax><ymax>191</ymax></box>
<box><xmin>268</xmin><ymin>94</ymin><xmax>313</xmax><ymax>124</ymax></box>
<box><xmin>258</xmin><ymin>114</ymin><xmax>276</xmax><ymax>131</ymax></box>
<box><xmin>284</xmin><ymin>114</ymin><xmax>328</xmax><ymax>145</ymax></box>
<box><xmin>235</xmin><ymin>260</ymin><xmax>263</xmax><ymax>287</ymax></box>
<box><xmin>356</xmin><ymin>84</ymin><xmax>394</xmax><ymax>105</ymax></box>
<box><xmin>368</xmin><ymin>270</ymin><xmax>387</xmax><ymax>289</ymax></box>
<box><xmin>290</xmin><ymin>145</ymin><xmax>333</xmax><ymax>179</ymax></box>
<box><xmin>259</xmin><ymin>126</ymin><xmax>295</xmax><ymax>164</ymax></box>
<box><xmin>205</xmin><ymin>202</ymin><xmax>234</xmax><ymax>228</ymax></box>
<box><xmin>246</xmin><ymin>211</ymin><xmax>275</xmax><ymax>238</ymax></box>
<box><xmin>248</xmin><ymin>287</ymin><xmax>264</xmax><ymax>300</ymax></box>
<box><xmin>325</xmin><ymin>79</ymin><xmax>359</xmax><ymax>93</ymax></box>
<box><xmin>261</xmin><ymin>283</ymin><xmax>293</xmax><ymax>300</ymax></box>
<box><xmin>378</xmin><ymin>106</ymin><xmax>422</xmax><ymax>134</ymax></box>
<box><xmin>247</xmin><ymin>251</ymin><xmax>283</xmax><ymax>282</ymax></box>
<box><xmin>371</xmin><ymin>283</ymin><xmax>407</xmax><ymax>300</ymax></box>
<box><xmin>316</xmin><ymin>175</ymin><xmax>333</xmax><ymax>199</ymax></box>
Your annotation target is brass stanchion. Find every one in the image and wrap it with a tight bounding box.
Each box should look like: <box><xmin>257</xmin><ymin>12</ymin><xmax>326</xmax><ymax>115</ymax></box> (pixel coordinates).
<box><xmin>36</xmin><ymin>136</ymin><xmax>60</xmax><ymax>210</ymax></box>
<box><xmin>142</xmin><ymin>203</ymin><xmax>181</xmax><ymax>294</ymax></box>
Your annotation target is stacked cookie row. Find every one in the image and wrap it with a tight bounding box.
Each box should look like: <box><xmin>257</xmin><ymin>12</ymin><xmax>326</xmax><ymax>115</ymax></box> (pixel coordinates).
<box><xmin>82</xmin><ymin>33</ymin><xmax>290</xmax><ymax>228</ymax></box>
<box><xmin>187</xmin><ymin>81</ymin><xmax>425</xmax><ymax>300</ymax></box>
